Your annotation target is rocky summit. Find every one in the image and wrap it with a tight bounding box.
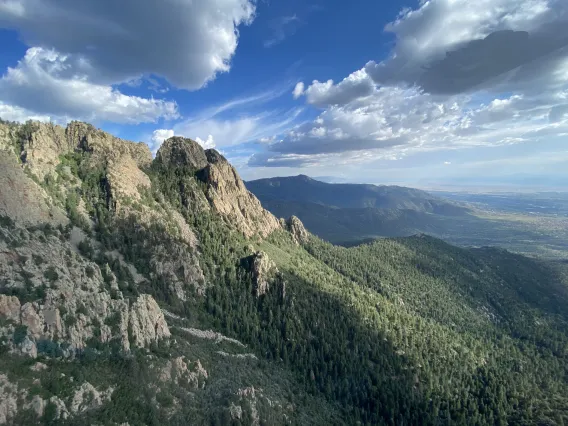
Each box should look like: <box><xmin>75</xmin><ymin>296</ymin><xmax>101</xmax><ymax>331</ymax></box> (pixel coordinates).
<box><xmin>1</xmin><ymin>119</ymin><xmax>568</xmax><ymax>425</ymax></box>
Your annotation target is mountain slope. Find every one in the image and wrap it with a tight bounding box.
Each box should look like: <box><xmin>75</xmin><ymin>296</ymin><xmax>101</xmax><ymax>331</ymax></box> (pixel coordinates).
<box><xmin>246</xmin><ymin>175</ymin><xmax>474</xmax><ymax>244</ymax></box>
<box><xmin>246</xmin><ymin>174</ymin><xmax>468</xmax><ymax>214</ymax></box>
<box><xmin>0</xmin><ymin>119</ymin><xmax>567</xmax><ymax>425</ymax></box>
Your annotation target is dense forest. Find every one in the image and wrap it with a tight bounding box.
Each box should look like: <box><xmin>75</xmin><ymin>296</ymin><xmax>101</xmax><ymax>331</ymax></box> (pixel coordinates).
<box><xmin>1</xmin><ymin>121</ymin><xmax>568</xmax><ymax>425</ymax></box>
<box><xmin>150</xmin><ymin>156</ymin><xmax>568</xmax><ymax>424</ymax></box>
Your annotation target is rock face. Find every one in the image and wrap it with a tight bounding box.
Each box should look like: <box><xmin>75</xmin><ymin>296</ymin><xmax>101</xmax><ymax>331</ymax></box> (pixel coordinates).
<box><xmin>247</xmin><ymin>252</ymin><xmax>278</xmax><ymax>297</ymax></box>
<box><xmin>13</xmin><ymin>121</ymin><xmax>151</xmax><ymax>182</ymax></box>
<box><xmin>199</xmin><ymin>149</ymin><xmax>281</xmax><ymax>238</ymax></box>
<box><xmin>0</xmin><ymin>150</ymin><xmax>68</xmax><ymax>226</ymax></box>
<box><xmin>158</xmin><ymin>357</ymin><xmax>208</xmax><ymax>389</ymax></box>
<box><xmin>155</xmin><ymin>136</ymin><xmax>208</xmax><ymax>170</ymax></box>
<box><xmin>284</xmin><ymin>215</ymin><xmax>310</xmax><ymax>244</ymax></box>
<box><xmin>156</xmin><ymin>139</ymin><xmax>281</xmax><ymax>239</ymax></box>
<box><xmin>128</xmin><ymin>295</ymin><xmax>171</xmax><ymax>349</ymax></box>
<box><xmin>0</xmin><ymin>295</ymin><xmax>20</xmax><ymax>322</ymax></box>
<box><xmin>0</xmin><ymin>226</ymin><xmax>170</xmax><ymax>354</ymax></box>
<box><xmin>0</xmin><ymin>374</ymin><xmax>20</xmax><ymax>425</ymax></box>
<box><xmin>70</xmin><ymin>382</ymin><xmax>113</xmax><ymax>414</ymax></box>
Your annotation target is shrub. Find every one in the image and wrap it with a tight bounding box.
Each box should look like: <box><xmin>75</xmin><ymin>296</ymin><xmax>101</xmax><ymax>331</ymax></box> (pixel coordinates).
<box><xmin>43</xmin><ymin>266</ymin><xmax>59</xmax><ymax>282</ymax></box>
<box><xmin>13</xmin><ymin>324</ymin><xmax>28</xmax><ymax>345</ymax></box>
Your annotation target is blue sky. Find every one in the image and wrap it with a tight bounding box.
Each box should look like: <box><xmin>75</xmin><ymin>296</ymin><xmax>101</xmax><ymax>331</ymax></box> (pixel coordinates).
<box><xmin>1</xmin><ymin>0</ymin><xmax>567</xmax><ymax>189</ymax></box>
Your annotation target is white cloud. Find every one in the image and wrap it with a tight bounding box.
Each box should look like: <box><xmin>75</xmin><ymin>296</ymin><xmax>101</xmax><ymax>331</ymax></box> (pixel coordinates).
<box><xmin>171</xmin><ymin>104</ymin><xmax>304</xmax><ymax>149</ymax></box>
<box><xmin>364</xmin><ymin>0</ymin><xmax>568</xmax><ymax>94</ymax></box>
<box><xmin>0</xmin><ymin>0</ymin><xmax>256</xmax><ymax>90</ymax></box>
<box><xmin>0</xmin><ymin>47</ymin><xmax>179</xmax><ymax>124</ymax></box>
<box><xmin>175</xmin><ymin>118</ymin><xmax>259</xmax><ymax>148</ymax></box>
<box><xmin>195</xmin><ymin>135</ymin><xmax>216</xmax><ymax>149</ymax></box>
<box><xmin>0</xmin><ymin>102</ymin><xmax>52</xmax><ymax>123</ymax></box>
<box><xmin>259</xmin><ymin>136</ymin><xmax>276</xmax><ymax>143</ymax></box>
<box><xmin>253</xmin><ymin>85</ymin><xmax>568</xmax><ymax>167</ymax></box>
<box><xmin>292</xmin><ymin>82</ymin><xmax>305</xmax><ymax>99</ymax></box>
<box><xmin>302</xmin><ymin>69</ymin><xmax>375</xmax><ymax>106</ymax></box>
<box><xmin>256</xmin><ymin>0</ymin><xmax>568</xmax><ymax>171</ymax></box>
<box><xmin>150</xmin><ymin>129</ymin><xmax>175</xmax><ymax>154</ymax></box>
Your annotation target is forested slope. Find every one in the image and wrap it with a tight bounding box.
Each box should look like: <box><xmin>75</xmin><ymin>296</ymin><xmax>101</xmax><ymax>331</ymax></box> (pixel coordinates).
<box><xmin>0</xmin><ymin>119</ymin><xmax>567</xmax><ymax>425</ymax></box>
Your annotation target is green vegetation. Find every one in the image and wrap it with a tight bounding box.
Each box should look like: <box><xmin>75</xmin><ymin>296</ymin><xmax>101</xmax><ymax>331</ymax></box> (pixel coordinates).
<box><xmin>2</xmin><ymin>125</ymin><xmax>567</xmax><ymax>424</ymax></box>
<box><xmin>151</xmin><ymin>161</ymin><xmax>568</xmax><ymax>424</ymax></box>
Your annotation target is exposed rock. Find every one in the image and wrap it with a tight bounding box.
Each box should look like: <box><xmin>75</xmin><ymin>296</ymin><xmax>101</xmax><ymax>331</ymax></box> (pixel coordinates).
<box><xmin>247</xmin><ymin>251</ymin><xmax>278</xmax><ymax>297</ymax></box>
<box><xmin>284</xmin><ymin>216</ymin><xmax>310</xmax><ymax>245</ymax></box>
<box><xmin>171</xmin><ymin>210</ymin><xmax>199</xmax><ymax>248</ymax></box>
<box><xmin>150</xmin><ymin>242</ymin><xmax>205</xmax><ymax>300</ymax></box>
<box><xmin>20</xmin><ymin>303</ymin><xmax>43</xmax><ymax>339</ymax></box>
<box><xmin>0</xmin><ymin>295</ymin><xmax>20</xmax><ymax>322</ymax></box>
<box><xmin>0</xmin><ymin>122</ymin><xmax>18</xmax><ymax>153</ymax></box>
<box><xmin>0</xmin><ymin>227</ymin><xmax>170</xmax><ymax>353</ymax></box>
<box><xmin>198</xmin><ymin>151</ymin><xmax>281</xmax><ymax>238</ymax></box>
<box><xmin>30</xmin><ymin>362</ymin><xmax>48</xmax><ymax>372</ymax></box>
<box><xmin>155</xmin><ymin>136</ymin><xmax>208</xmax><ymax>170</ymax></box>
<box><xmin>19</xmin><ymin>337</ymin><xmax>37</xmax><ymax>358</ymax></box>
<box><xmin>0</xmin><ymin>374</ymin><xmax>19</xmax><ymax>425</ymax></box>
<box><xmin>107</xmin><ymin>155</ymin><xmax>152</xmax><ymax>210</ymax></box>
<box><xmin>0</xmin><ymin>151</ymin><xmax>68</xmax><ymax>226</ymax></box>
<box><xmin>204</xmin><ymin>149</ymin><xmax>226</xmax><ymax>164</ymax></box>
<box><xmin>48</xmin><ymin>396</ymin><xmax>69</xmax><ymax>420</ymax></box>
<box><xmin>216</xmin><ymin>351</ymin><xmax>258</xmax><ymax>360</ymax></box>
<box><xmin>128</xmin><ymin>295</ymin><xmax>171</xmax><ymax>348</ymax></box>
<box><xmin>26</xmin><ymin>395</ymin><xmax>45</xmax><ymax>417</ymax></box>
<box><xmin>177</xmin><ymin>326</ymin><xmax>245</xmax><ymax>347</ymax></box>
<box><xmin>19</xmin><ymin>122</ymin><xmax>69</xmax><ymax>181</ymax></box>
<box><xmin>66</xmin><ymin>121</ymin><xmax>152</xmax><ymax>169</ymax></box>
<box><xmin>236</xmin><ymin>386</ymin><xmax>260</xmax><ymax>426</ymax></box>
<box><xmin>70</xmin><ymin>382</ymin><xmax>113</xmax><ymax>414</ymax></box>
<box><xmin>229</xmin><ymin>403</ymin><xmax>243</xmax><ymax>420</ymax></box>
<box><xmin>158</xmin><ymin>357</ymin><xmax>208</xmax><ymax>389</ymax></box>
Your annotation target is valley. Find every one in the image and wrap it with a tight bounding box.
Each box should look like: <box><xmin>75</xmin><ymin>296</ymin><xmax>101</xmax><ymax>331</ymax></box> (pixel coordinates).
<box><xmin>247</xmin><ymin>176</ymin><xmax>568</xmax><ymax>260</ymax></box>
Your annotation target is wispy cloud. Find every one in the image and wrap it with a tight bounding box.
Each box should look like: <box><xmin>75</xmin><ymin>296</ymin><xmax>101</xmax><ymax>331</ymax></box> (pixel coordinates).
<box><xmin>148</xmin><ymin>84</ymin><xmax>305</xmax><ymax>153</ymax></box>
<box><xmin>189</xmin><ymin>84</ymin><xmax>293</xmax><ymax>123</ymax></box>
<box><xmin>264</xmin><ymin>15</ymin><xmax>301</xmax><ymax>48</ymax></box>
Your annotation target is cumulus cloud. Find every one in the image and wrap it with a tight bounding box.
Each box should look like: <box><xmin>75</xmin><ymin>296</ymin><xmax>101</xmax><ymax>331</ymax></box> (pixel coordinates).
<box><xmin>195</xmin><ymin>135</ymin><xmax>216</xmax><ymax>149</ymax></box>
<box><xmin>253</xmin><ymin>0</ymin><xmax>568</xmax><ymax>170</ymax></box>
<box><xmin>0</xmin><ymin>47</ymin><xmax>179</xmax><ymax>124</ymax></box>
<box><xmin>364</xmin><ymin>0</ymin><xmax>568</xmax><ymax>94</ymax></box>
<box><xmin>0</xmin><ymin>102</ymin><xmax>52</xmax><ymax>123</ymax></box>
<box><xmin>301</xmin><ymin>69</ymin><xmax>375</xmax><ymax>106</ymax></box>
<box><xmin>0</xmin><ymin>0</ymin><xmax>256</xmax><ymax>90</ymax></box>
<box><xmin>150</xmin><ymin>129</ymin><xmax>175</xmax><ymax>154</ymax></box>
<box><xmin>292</xmin><ymin>82</ymin><xmax>305</xmax><ymax>99</ymax></box>
<box><xmin>252</xmin><ymin>86</ymin><xmax>568</xmax><ymax>167</ymax></box>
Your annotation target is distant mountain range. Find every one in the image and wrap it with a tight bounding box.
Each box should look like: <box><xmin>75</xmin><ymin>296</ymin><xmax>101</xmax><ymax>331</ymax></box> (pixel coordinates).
<box><xmin>246</xmin><ymin>175</ymin><xmax>471</xmax><ymax>244</ymax></box>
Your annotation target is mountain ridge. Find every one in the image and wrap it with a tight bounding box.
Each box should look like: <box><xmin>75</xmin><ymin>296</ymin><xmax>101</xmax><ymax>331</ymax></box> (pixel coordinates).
<box><xmin>246</xmin><ymin>174</ymin><xmax>469</xmax><ymax>214</ymax></box>
<box><xmin>0</xmin><ymin>119</ymin><xmax>567</xmax><ymax>425</ymax></box>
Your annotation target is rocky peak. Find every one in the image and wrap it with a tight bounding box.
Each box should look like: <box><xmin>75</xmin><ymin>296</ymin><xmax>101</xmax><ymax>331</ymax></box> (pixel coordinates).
<box><xmin>242</xmin><ymin>251</ymin><xmax>279</xmax><ymax>297</ymax></box>
<box><xmin>198</xmin><ymin>157</ymin><xmax>281</xmax><ymax>238</ymax></box>
<box><xmin>65</xmin><ymin>121</ymin><xmax>152</xmax><ymax>168</ymax></box>
<box><xmin>15</xmin><ymin>121</ymin><xmax>152</xmax><ymax>181</ymax></box>
<box><xmin>204</xmin><ymin>148</ymin><xmax>226</xmax><ymax>164</ymax></box>
<box><xmin>155</xmin><ymin>136</ymin><xmax>208</xmax><ymax>170</ymax></box>
<box><xmin>284</xmin><ymin>216</ymin><xmax>309</xmax><ymax>245</ymax></box>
